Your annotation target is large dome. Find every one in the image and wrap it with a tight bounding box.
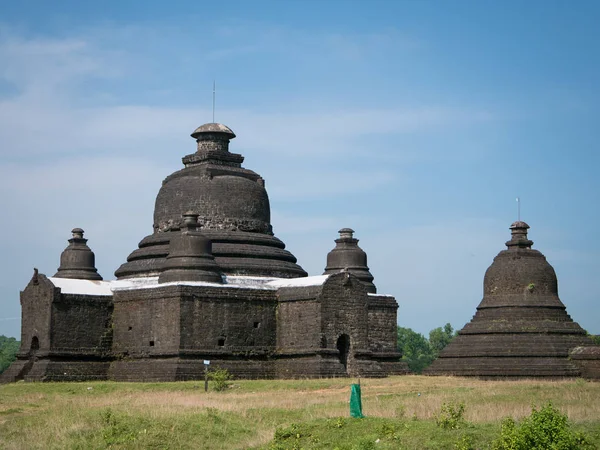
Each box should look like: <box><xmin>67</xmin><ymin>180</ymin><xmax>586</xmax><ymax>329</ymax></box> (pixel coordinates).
<box><xmin>115</xmin><ymin>123</ymin><xmax>306</xmax><ymax>279</ymax></box>
<box><xmin>154</xmin><ymin>172</ymin><xmax>272</xmax><ymax>234</ymax></box>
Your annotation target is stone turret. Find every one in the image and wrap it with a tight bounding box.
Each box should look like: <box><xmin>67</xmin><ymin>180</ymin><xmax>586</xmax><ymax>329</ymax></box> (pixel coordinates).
<box><xmin>424</xmin><ymin>221</ymin><xmax>594</xmax><ymax>378</ymax></box>
<box><xmin>158</xmin><ymin>212</ymin><xmax>223</xmax><ymax>284</ymax></box>
<box><xmin>115</xmin><ymin>123</ymin><xmax>306</xmax><ymax>279</ymax></box>
<box><xmin>324</xmin><ymin>228</ymin><xmax>376</xmax><ymax>293</ymax></box>
<box><xmin>54</xmin><ymin>228</ymin><xmax>102</xmax><ymax>280</ymax></box>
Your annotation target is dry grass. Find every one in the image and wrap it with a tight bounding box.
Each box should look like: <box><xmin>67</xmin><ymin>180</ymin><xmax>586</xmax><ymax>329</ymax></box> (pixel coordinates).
<box><xmin>1</xmin><ymin>375</ymin><xmax>599</xmax><ymax>449</ymax></box>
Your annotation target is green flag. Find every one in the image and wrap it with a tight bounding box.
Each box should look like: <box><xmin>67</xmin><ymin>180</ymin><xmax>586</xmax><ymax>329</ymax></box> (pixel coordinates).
<box><xmin>350</xmin><ymin>384</ymin><xmax>364</xmax><ymax>418</ymax></box>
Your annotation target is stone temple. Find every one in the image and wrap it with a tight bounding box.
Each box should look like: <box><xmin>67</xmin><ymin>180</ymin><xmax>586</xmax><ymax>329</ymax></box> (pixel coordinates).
<box><xmin>1</xmin><ymin>123</ymin><xmax>409</xmax><ymax>382</ymax></box>
<box><xmin>424</xmin><ymin>221</ymin><xmax>596</xmax><ymax>378</ymax></box>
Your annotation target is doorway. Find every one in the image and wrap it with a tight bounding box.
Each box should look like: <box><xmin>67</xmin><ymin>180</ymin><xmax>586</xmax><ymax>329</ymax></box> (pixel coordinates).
<box><xmin>336</xmin><ymin>334</ymin><xmax>350</xmax><ymax>372</ymax></box>
<box><xmin>30</xmin><ymin>336</ymin><xmax>39</xmax><ymax>354</ymax></box>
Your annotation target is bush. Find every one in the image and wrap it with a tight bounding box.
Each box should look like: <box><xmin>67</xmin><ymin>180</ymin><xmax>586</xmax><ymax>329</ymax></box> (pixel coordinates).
<box><xmin>492</xmin><ymin>402</ymin><xmax>592</xmax><ymax>449</ymax></box>
<box><xmin>208</xmin><ymin>368</ymin><xmax>233</xmax><ymax>392</ymax></box>
<box><xmin>435</xmin><ymin>401</ymin><xmax>466</xmax><ymax>430</ymax></box>
<box><xmin>454</xmin><ymin>433</ymin><xmax>475</xmax><ymax>450</ymax></box>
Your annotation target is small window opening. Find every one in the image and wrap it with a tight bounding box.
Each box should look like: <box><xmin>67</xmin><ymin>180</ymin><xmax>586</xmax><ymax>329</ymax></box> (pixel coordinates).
<box><xmin>149</xmin><ymin>340</ymin><xmax>155</xmax><ymax>347</ymax></box>
<box><xmin>128</xmin><ymin>326</ymin><xmax>132</xmax><ymax>331</ymax></box>
<box><xmin>218</xmin><ymin>337</ymin><xmax>226</xmax><ymax>347</ymax></box>
<box><xmin>253</xmin><ymin>321</ymin><xmax>260</xmax><ymax>329</ymax></box>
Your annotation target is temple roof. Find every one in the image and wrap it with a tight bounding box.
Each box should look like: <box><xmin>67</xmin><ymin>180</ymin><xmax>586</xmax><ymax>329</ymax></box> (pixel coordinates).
<box><xmin>115</xmin><ymin>123</ymin><xmax>306</xmax><ymax>279</ymax></box>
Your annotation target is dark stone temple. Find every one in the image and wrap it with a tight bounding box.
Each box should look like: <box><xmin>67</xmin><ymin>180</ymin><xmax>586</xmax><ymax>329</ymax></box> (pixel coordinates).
<box><xmin>1</xmin><ymin>123</ymin><xmax>409</xmax><ymax>382</ymax></box>
<box><xmin>424</xmin><ymin>221</ymin><xmax>597</xmax><ymax>378</ymax></box>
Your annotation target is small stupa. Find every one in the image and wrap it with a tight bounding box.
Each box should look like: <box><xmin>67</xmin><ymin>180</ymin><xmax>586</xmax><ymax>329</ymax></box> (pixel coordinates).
<box><xmin>323</xmin><ymin>228</ymin><xmax>376</xmax><ymax>293</ymax></box>
<box><xmin>425</xmin><ymin>221</ymin><xmax>594</xmax><ymax>377</ymax></box>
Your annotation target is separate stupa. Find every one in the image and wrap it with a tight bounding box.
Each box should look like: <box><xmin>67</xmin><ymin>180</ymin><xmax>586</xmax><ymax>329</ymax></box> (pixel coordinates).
<box><xmin>425</xmin><ymin>221</ymin><xmax>595</xmax><ymax>378</ymax></box>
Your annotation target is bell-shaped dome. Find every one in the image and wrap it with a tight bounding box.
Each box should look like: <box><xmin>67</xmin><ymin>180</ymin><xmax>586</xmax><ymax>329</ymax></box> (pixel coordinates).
<box><xmin>323</xmin><ymin>228</ymin><xmax>376</xmax><ymax>293</ymax></box>
<box><xmin>54</xmin><ymin>228</ymin><xmax>103</xmax><ymax>280</ymax></box>
<box><xmin>159</xmin><ymin>212</ymin><xmax>223</xmax><ymax>284</ymax></box>
<box><xmin>154</xmin><ymin>174</ymin><xmax>271</xmax><ymax>234</ymax></box>
<box><xmin>115</xmin><ymin>123</ymin><xmax>306</xmax><ymax>279</ymax></box>
<box><xmin>480</xmin><ymin>221</ymin><xmax>561</xmax><ymax>308</ymax></box>
<box><xmin>425</xmin><ymin>221</ymin><xmax>593</xmax><ymax>378</ymax></box>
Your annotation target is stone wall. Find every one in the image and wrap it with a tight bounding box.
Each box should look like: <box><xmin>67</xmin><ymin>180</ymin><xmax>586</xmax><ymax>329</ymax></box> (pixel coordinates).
<box><xmin>276</xmin><ymin>286</ymin><xmax>322</xmax><ymax>351</ymax></box>
<box><xmin>51</xmin><ymin>294</ymin><xmax>112</xmax><ymax>352</ymax></box>
<box><xmin>179</xmin><ymin>287</ymin><xmax>277</xmax><ymax>350</ymax></box>
<box><xmin>113</xmin><ymin>287</ymin><xmax>181</xmax><ymax>357</ymax></box>
<box><xmin>320</xmin><ymin>273</ymin><xmax>370</xmax><ymax>377</ymax></box>
<box><xmin>110</xmin><ymin>285</ymin><xmax>277</xmax><ymax>380</ymax></box>
<box><xmin>367</xmin><ymin>295</ymin><xmax>399</xmax><ymax>353</ymax></box>
<box><xmin>570</xmin><ymin>346</ymin><xmax>600</xmax><ymax>380</ymax></box>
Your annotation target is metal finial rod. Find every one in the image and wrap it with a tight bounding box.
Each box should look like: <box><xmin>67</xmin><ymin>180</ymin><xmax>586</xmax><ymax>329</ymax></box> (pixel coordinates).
<box><xmin>212</xmin><ymin>80</ymin><xmax>216</xmax><ymax>123</ymax></box>
<box><xmin>516</xmin><ymin>197</ymin><xmax>521</xmax><ymax>221</ymax></box>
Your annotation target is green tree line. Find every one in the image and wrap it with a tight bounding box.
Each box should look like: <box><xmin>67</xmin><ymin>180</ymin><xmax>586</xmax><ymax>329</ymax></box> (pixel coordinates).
<box><xmin>397</xmin><ymin>323</ymin><xmax>457</xmax><ymax>373</ymax></box>
<box><xmin>0</xmin><ymin>335</ymin><xmax>20</xmax><ymax>374</ymax></box>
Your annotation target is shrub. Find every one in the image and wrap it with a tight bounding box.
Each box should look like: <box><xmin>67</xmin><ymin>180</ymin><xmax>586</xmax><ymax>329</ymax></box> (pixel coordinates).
<box><xmin>492</xmin><ymin>402</ymin><xmax>592</xmax><ymax>449</ymax></box>
<box><xmin>454</xmin><ymin>433</ymin><xmax>475</xmax><ymax>450</ymax></box>
<box><xmin>208</xmin><ymin>368</ymin><xmax>233</xmax><ymax>392</ymax></box>
<box><xmin>435</xmin><ymin>401</ymin><xmax>466</xmax><ymax>430</ymax></box>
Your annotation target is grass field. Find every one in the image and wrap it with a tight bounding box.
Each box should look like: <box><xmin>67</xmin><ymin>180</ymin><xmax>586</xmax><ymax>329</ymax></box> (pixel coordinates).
<box><xmin>1</xmin><ymin>376</ymin><xmax>599</xmax><ymax>449</ymax></box>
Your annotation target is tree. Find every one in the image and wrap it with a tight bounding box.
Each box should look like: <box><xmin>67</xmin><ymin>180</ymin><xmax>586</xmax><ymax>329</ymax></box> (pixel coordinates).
<box><xmin>397</xmin><ymin>323</ymin><xmax>458</xmax><ymax>374</ymax></box>
<box><xmin>397</xmin><ymin>326</ymin><xmax>435</xmax><ymax>373</ymax></box>
<box><xmin>0</xmin><ymin>335</ymin><xmax>20</xmax><ymax>374</ymax></box>
<box><xmin>429</xmin><ymin>323</ymin><xmax>457</xmax><ymax>357</ymax></box>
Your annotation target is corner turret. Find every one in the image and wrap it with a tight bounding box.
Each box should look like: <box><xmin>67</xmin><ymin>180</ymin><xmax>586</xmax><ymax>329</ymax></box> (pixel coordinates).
<box><xmin>54</xmin><ymin>228</ymin><xmax>102</xmax><ymax>280</ymax></box>
<box><xmin>324</xmin><ymin>228</ymin><xmax>376</xmax><ymax>293</ymax></box>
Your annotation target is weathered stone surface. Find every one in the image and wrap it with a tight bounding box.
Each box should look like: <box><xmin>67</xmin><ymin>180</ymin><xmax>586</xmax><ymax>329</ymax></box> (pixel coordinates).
<box><xmin>570</xmin><ymin>346</ymin><xmax>600</xmax><ymax>380</ymax></box>
<box><xmin>425</xmin><ymin>222</ymin><xmax>594</xmax><ymax>378</ymax></box>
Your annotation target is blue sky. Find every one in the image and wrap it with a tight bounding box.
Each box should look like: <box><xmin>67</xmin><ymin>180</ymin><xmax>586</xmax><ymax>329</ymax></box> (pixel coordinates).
<box><xmin>0</xmin><ymin>1</ymin><xmax>599</xmax><ymax>339</ymax></box>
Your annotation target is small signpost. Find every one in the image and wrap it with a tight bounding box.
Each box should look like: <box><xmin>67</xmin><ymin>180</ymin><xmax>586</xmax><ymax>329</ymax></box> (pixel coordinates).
<box><xmin>204</xmin><ymin>360</ymin><xmax>210</xmax><ymax>392</ymax></box>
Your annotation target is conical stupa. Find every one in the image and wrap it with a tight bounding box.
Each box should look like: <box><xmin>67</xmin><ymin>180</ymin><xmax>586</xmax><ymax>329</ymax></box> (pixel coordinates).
<box><xmin>115</xmin><ymin>123</ymin><xmax>306</xmax><ymax>279</ymax></box>
<box><xmin>425</xmin><ymin>221</ymin><xmax>594</xmax><ymax>378</ymax></box>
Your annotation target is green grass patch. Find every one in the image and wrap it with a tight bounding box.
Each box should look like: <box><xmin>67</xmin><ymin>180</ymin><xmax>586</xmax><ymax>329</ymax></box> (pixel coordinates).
<box><xmin>265</xmin><ymin>416</ymin><xmax>500</xmax><ymax>450</ymax></box>
<box><xmin>1</xmin><ymin>377</ymin><xmax>600</xmax><ymax>449</ymax></box>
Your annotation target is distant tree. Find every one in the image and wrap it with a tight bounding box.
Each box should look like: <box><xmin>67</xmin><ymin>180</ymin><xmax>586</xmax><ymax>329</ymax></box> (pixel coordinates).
<box><xmin>397</xmin><ymin>326</ymin><xmax>435</xmax><ymax>374</ymax></box>
<box><xmin>0</xmin><ymin>335</ymin><xmax>20</xmax><ymax>374</ymax></box>
<box><xmin>589</xmin><ymin>335</ymin><xmax>600</xmax><ymax>345</ymax></box>
<box><xmin>429</xmin><ymin>323</ymin><xmax>457</xmax><ymax>357</ymax></box>
<box><xmin>397</xmin><ymin>324</ymin><xmax>458</xmax><ymax>374</ymax></box>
